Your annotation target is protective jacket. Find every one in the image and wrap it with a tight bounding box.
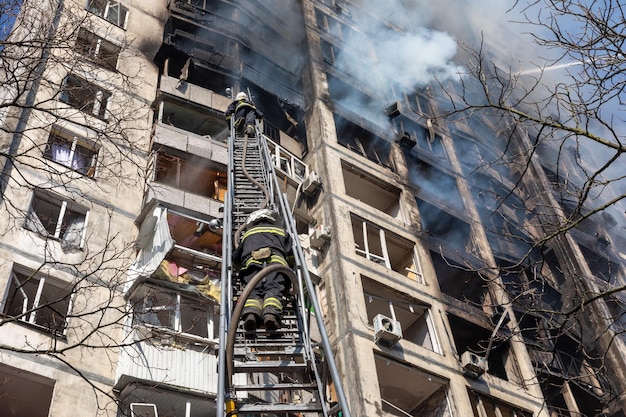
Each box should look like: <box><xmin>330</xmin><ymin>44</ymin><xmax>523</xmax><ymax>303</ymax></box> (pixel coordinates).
<box><xmin>233</xmin><ymin>221</ymin><xmax>293</xmax><ymax>271</ymax></box>
<box><xmin>225</xmin><ymin>99</ymin><xmax>263</xmax><ymax>132</ymax></box>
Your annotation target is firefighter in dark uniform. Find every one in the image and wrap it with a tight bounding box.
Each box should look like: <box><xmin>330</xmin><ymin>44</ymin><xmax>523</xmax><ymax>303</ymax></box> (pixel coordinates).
<box><xmin>233</xmin><ymin>209</ymin><xmax>294</xmax><ymax>331</ymax></box>
<box><xmin>225</xmin><ymin>91</ymin><xmax>263</xmax><ymax>137</ymax></box>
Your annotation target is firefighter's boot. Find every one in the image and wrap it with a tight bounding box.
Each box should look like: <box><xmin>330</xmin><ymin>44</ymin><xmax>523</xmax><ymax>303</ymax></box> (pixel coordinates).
<box><xmin>245</xmin><ymin>124</ymin><xmax>256</xmax><ymax>137</ymax></box>
<box><xmin>242</xmin><ymin>298</ymin><xmax>262</xmax><ymax>331</ymax></box>
<box><xmin>262</xmin><ymin>296</ymin><xmax>283</xmax><ymax>331</ymax></box>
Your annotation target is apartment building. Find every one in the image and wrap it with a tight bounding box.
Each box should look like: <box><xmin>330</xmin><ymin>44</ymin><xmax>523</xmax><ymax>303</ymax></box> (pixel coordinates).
<box><xmin>0</xmin><ymin>1</ymin><xmax>624</xmax><ymax>417</ymax></box>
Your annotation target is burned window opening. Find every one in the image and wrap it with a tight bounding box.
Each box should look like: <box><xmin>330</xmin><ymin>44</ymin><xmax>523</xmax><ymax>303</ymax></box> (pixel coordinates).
<box><xmin>159</xmin><ymin>97</ymin><xmax>228</xmax><ymax>139</ymax></box>
<box><xmin>430</xmin><ymin>249</ymin><xmax>487</xmax><ymax>307</ymax></box>
<box><xmin>393</xmin><ymin>114</ymin><xmax>446</xmax><ymax>160</ymax></box>
<box><xmin>408</xmin><ymin>159</ymin><xmax>463</xmax><ymax>212</ymax></box>
<box><xmin>334</xmin><ymin>113</ymin><xmax>394</xmax><ymax>171</ymax></box>
<box><xmin>351</xmin><ymin>214</ymin><xmax>422</xmax><ymax>281</ymax></box>
<box><xmin>577</xmin><ymin>244</ymin><xmax>622</xmax><ymax>284</ymax></box>
<box><xmin>342</xmin><ymin>161</ymin><xmax>404</xmax><ymax>221</ymax></box>
<box><xmin>448</xmin><ymin>314</ymin><xmax>519</xmax><ymax>382</ymax></box>
<box><xmin>154</xmin><ymin>148</ymin><xmax>227</xmax><ymax>201</ymax></box>
<box><xmin>362</xmin><ymin>276</ymin><xmax>437</xmax><ymax>351</ymax></box>
<box><xmin>239</xmin><ymin>82</ymin><xmax>307</xmax><ymax>146</ymax></box>
<box><xmin>416</xmin><ymin>199</ymin><xmax>473</xmax><ymax>253</ymax></box>
<box><xmin>497</xmin><ymin>257</ymin><xmax>564</xmax><ymax>313</ymax></box>
<box><xmin>375</xmin><ymin>354</ymin><xmax>453</xmax><ymax>417</ymax></box>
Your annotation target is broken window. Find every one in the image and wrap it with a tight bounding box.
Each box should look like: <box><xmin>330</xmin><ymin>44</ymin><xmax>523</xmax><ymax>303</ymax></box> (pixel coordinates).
<box><xmin>408</xmin><ymin>160</ymin><xmax>462</xmax><ymax>211</ymax></box>
<box><xmin>131</xmin><ymin>285</ymin><xmax>217</xmax><ymax>340</ymax></box>
<box><xmin>0</xmin><ymin>364</ymin><xmax>55</xmax><ymax>417</ymax></box>
<box><xmin>334</xmin><ymin>113</ymin><xmax>394</xmax><ymax>171</ymax></box>
<box><xmin>449</xmin><ymin>314</ymin><xmax>522</xmax><ymax>383</ymax></box>
<box><xmin>416</xmin><ymin>199</ymin><xmax>473</xmax><ymax>253</ymax></box>
<box><xmin>375</xmin><ymin>354</ymin><xmax>453</xmax><ymax>417</ymax></box>
<box><xmin>431</xmin><ymin>250</ymin><xmax>487</xmax><ymax>306</ymax></box>
<box><xmin>159</xmin><ymin>97</ymin><xmax>228</xmax><ymax>139</ymax></box>
<box><xmin>468</xmin><ymin>391</ymin><xmax>532</xmax><ymax>417</ymax></box>
<box><xmin>362</xmin><ymin>276</ymin><xmax>438</xmax><ymax>351</ymax></box>
<box><xmin>87</xmin><ymin>0</ymin><xmax>129</xmax><ymax>28</ymax></box>
<box><xmin>154</xmin><ymin>149</ymin><xmax>227</xmax><ymax>200</ymax></box>
<box><xmin>24</xmin><ymin>190</ymin><xmax>88</xmax><ymax>249</ymax></box>
<box><xmin>60</xmin><ymin>74</ymin><xmax>111</xmax><ymax>119</ymax></box>
<box><xmin>342</xmin><ymin>161</ymin><xmax>404</xmax><ymax>221</ymax></box>
<box><xmin>43</xmin><ymin>128</ymin><xmax>98</xmax><ymax>177</ymax></box>
<box><xmin>498</xmin><ymin>257</ymin><xmax>564</xmax><ymax>313</ymax></box>
<box><xmin>2</xmin><ymin>268</ymin><xmax>73</xmax><ymax>336</ymax></box>
<box><xmin>75</xmin><ymin>27</ymin><xmax>121</xmax><ymax>70</ymax></box>
<box><xmin>396</xmin><ymin>116</ymin><xmax>446</xmax><ymax>160</ymax></box>
<box><xmin>577</xmin><ymin>244</ymin><xmax>623</xmax><ymax>284</ymax></box>
<box><xmin>351</xmin><ymin>214</ymin><xmax>422</xmax><ymax>281</ymax></box>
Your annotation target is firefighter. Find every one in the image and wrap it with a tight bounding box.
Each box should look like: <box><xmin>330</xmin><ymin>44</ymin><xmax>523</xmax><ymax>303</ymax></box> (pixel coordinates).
<box><xmin>225</xmin><ymin>91</ymin><xmax>263</xmax><ymax>137</ymax></box>
<box><xmin>233</xmin><ymin>209</ymin><xmax>294</xmax><ymax>331</ymax></box>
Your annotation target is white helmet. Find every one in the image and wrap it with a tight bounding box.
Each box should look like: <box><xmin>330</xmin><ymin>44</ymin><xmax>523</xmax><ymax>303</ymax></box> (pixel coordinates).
<box><xmin>246</xmin><ymin>209</ymin><xmax>276</xmax><ymax>225</ymax></box>
<box><xmin>236</xmin><ymin>92</ymin><xmax>248</xmax><ymax>101</ymax></box>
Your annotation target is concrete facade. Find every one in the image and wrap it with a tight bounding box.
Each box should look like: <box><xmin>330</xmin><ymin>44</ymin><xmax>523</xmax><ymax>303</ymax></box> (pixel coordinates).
<box><xmin>0</xmin><ymin>1</ymin><xmax>624</xmax><ymax>417</ymax></box>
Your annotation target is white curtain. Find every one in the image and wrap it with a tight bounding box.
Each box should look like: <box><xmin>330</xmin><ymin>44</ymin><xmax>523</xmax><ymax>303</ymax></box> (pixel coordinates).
<box><xmin>51</xmin><ymin>143</ymin><xmax>72</xmax><ymax>167</ymax></box>
<box><xmin>62</xmin><ymin>215</ymin><xmax>85</xmax><ymax>247</ymax></box>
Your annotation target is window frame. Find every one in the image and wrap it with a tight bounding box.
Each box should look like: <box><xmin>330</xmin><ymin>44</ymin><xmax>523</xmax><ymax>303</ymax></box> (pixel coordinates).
<box><xmin>75</xmin><ymin>27</ymin><xmax>121</xmax><ymax>70</ymax></box>
<box><xmin>60</xmin><ymin>74</ymin><xmax>111</xmax><ymax>120</ymax></box>
<box><xmin>133</xmin><ymin>286</ymin><xmax>217</xmax><ymax>341</ymax></box>
<box><xmin>86</xmin><ymin>0</ymin><xmax>129</xmax><ymax>29</ymax></box>
<box><xmin>43</xmin><ymin>128</ymin><xmax>99</xmax><ymax>178</ymax></box>
<box><xmin>1</xmin><ymin>268</ymin><xmax>74</xmax><ymax>336</ymax></box>
<box><xmin>24</xmin><ymin>190</ymin><xmax>89</xmax><ymax>249</ymax></box>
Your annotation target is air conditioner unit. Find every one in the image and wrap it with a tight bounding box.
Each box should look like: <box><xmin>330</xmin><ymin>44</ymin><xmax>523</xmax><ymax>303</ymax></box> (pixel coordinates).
<box><xmin>373</xmin><ymin>314</ymin><xmax>402</xmax><ymax>347</ymax></box>
<box><xmin>460</xmin><ymin>351</ymin><xmax>488</xmax><ymax>377</ymax></box>
<box><xmin>310</xmin><ymin>224</ymin><xmax>332</xmax><ymax>249</ymax></box>
<box><xmin>301</xmin><ymin>172</ymin><xmax>321</xmax><ymax>196</ymax></box>
<box><xmin>130</xmin><ymin>403</ymin><xmax>158</xmax><ymax>417</ymax></box>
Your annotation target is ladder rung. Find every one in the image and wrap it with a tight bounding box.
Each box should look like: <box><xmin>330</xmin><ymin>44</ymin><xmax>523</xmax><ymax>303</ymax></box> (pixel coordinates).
<box><xmin>233</xmin><ymin>381</ymin><xmax>318</xmax><ymax>391</ymax></box>
<box><xmin>233</xmin><ymin>360</ymin><xmax>308</xmax><ymax>373</ymax></box>
<box><xmin>237</xmin><ymin>402</ymin><xmax>324</xmax><ymax>413</ymax></box>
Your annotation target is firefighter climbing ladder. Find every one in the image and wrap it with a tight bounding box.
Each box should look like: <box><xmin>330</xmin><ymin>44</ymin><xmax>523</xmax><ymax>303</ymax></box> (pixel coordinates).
<box><xmin>216</xmin><ymin>115</ymin><xmax>352</xmax><ymax>417</ymax></box>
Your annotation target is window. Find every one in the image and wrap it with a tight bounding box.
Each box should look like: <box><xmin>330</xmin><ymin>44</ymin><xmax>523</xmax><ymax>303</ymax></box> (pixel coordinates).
<box><xmin>375</xmin><ymin>355</ymin><xmax>453</xmax><ymax>417</ymax></box>
<box><xmin>87</xmin><ymin>0</ymin><xmax>129</xmax><ymax>28</ymax></box>
<box><xmin>60</xmin><ymin>74</ymin><xmax>111</xmax><ymax>119</ymax></box>
<box><xmin>43</xmin><ymin>129</ymin><xmax>98</xmax><ymax>177</ymax></box>
<box><xmin>133</xmin><ymin>287</ymin><xmax>217</xmax><ymax>340</ymax></box>
<box><xmin>24</xmin><ymin>191</ymin><xmax>88</xmax><ymax>249</ymax></box>
<box><xmin>154</xmin><ymin>150</ymin><xmax>227</xmax><ymax>200</ymax></box>
<box><xmin>2</xmin><ymin>268</ymin><xmax>73</xmax><ymax>335</ymax></box>
<box><xmin>362</xmin><ymin>276</ymin><xmax>438</xmax><ymax>351</ymax></box>
<box><xmin>75</xmin><ymin>27</ymin><xmax>121</xmax><ymax>69</ymax></box>
<box><xmin>468</xmin><ymin>391</ymin><xmax>532</xmax><ymax>417</ymax></box>
<box><xmin>0</xmin><ymin>364</ymin><xmax>55</xmax><ymax>417</ymax></box>
<box><xmin>351</xmin><ymin>214</ymin><xmax>422</xmax><ymax>281</ymax></box>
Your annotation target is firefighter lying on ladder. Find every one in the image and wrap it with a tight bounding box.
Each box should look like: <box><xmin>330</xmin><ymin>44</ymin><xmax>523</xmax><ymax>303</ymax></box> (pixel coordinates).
<box><xmin>233</xmin><ymin>209</ymin><xmax>295</xmax><ymax>332</ymax></box>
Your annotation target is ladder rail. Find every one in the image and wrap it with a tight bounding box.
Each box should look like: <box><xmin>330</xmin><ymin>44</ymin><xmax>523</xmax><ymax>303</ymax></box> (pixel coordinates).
<box><xmin>216</xmin><ymin>120</ymin><xmax>236</xmax><ymax>416</ymax></box>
